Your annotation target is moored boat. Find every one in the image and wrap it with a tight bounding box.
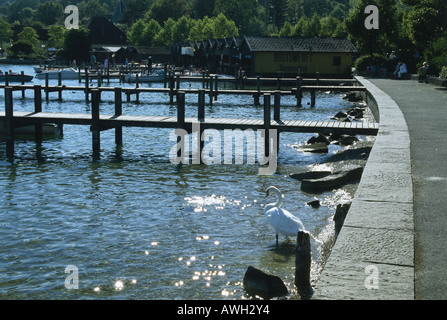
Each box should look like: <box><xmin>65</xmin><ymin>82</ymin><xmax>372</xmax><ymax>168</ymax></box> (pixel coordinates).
<box><xmin>0</xmin><ymin>73</ymin><xmax>34</xmax><ymax>83</ymax></box>
<box><xmin>35</xmin><ymin>68</ymin><xmax>79</xmax><ymax>80</ymax></box>
<box><xmin>125</xmin><ymin>69</ymin><xmax>165</xmax><ymax>83</ymax></box>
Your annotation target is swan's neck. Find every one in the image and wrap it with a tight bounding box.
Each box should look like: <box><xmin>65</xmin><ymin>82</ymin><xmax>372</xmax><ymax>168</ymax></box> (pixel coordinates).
<box><xmin>269</xmin><ymin>188</ymin><xmax>283</xmax><ymax>208</ymax></box>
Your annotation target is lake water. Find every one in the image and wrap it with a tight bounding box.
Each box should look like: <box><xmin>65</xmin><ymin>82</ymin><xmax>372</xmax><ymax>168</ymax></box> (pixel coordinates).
<box><xmin>0</xmin><ymin>64</ymin><xmax>371</xmax><ymax>300</ymax></box>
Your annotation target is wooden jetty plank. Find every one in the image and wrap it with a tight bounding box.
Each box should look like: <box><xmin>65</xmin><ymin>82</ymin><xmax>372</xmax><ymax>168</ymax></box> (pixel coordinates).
<box><xmin>1</xmin><ymin>111</ymin><xmax>379</xmax><ymax>135</ymax></box>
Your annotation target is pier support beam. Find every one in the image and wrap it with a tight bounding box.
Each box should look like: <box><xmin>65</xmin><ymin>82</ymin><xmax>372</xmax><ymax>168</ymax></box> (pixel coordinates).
<box><xmin>296</xmin><ymin>76</ymin><xmax>302</xmax><ymax>107</ymax></box>
<box><xmin>91</xmin><ymin>89</ymin><xmax>100</xmax><ymax>161</ymax></box>
<box><xmin>114</xmin><ymin>87</ymin><xmax>123</xmax><ymax>146</ymax></box>
<box><xmin>5</xmin><ymin>87</ymin><xmax>14</xmax><ymax>162</ymax></box>
<box><xmin>295</xmin><ymin>231</ymin><xmax>313</xmax><ymax>299</ymax></box>
<box><xmin>263</xmin><ymin>93</ymin><xmax>271</xmax><ymax>158</ymax></box>
<box><xmin>34</xmin><ymin>85</ymin><xmax>43</xmax><ymax>144</ymax></box>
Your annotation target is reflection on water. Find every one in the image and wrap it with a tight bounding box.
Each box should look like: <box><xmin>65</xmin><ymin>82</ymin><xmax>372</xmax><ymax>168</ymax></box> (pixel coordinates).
<box><xmin>0</xmin><ymin>65</ymin><xmax>369</xmax><ymax>299</ymax></box>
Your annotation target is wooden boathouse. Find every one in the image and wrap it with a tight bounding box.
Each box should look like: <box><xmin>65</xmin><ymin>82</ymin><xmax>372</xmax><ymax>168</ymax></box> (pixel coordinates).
<box><xmin>172</xmin><ymin>36</ymin><xmax>357</xmax><ymax>78</ymax></box>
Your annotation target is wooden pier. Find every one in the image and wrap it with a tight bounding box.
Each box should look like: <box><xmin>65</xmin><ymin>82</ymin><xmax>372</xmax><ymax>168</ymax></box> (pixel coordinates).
<box><xmin>0</xmin><ymin>73</ymin><xmax>366</xmax><ymax>108</ymax></box>
<box><xmin>1</xmin><ymin>83</ymin><xmax>378</xmax><ymax>162</ymax></box>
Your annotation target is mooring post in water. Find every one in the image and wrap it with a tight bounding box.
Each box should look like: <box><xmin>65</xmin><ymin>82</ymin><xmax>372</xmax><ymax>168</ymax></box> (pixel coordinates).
<box><xmin>114</xmin><ymin>87</ymin><xmax>123</xmax><ymax>146</ymax></box>
<box><xmin>135</xmin><ymin>73</ymin><xmax>140</xmax><ymax>103</ymax></box>
<box><xmin>34</xmin><ymin>85</ymin><xmax>43</xmax><ymax>144</ymax></box>
<box><xmin>274</xmin><ymin>90</ymin><xmax>281</xmax><ymax>121</ymax></box>
<box><xmin>296</xmin><ymin>76</ymin><xmax>302</xmax><ymax>107</ymax></box>
<box><xmin>85</xmin><ymin>68</ymin><xmax>90</xmax><ymax>102</ymax></box>
<box><xmin>5</xmin><ymin>87</ymin><xmax>14</xmax><ymax>162</ymax></box>
<box><xmin>276</xmin><ymin>71</ymin><xmax>281</xmax><ymax>90</ymax></box>
<box><xmin>214</xmin><ymin>75</ymin><xmax>218</xmax><ymax>101</ymax></box>
<box><xmin>198</xmin><ymin>89</ymin><xmax>205</xmax><ymax>121</ymax></box>
<box><xmin>209</xmin><ymin>75</ymin><xmax>214</xmax><ymax>105</ymax></box>
<box><xmin>177</xmin><ymin>91</ymin><xmax>186</xmax><ymax>160</ymax></box>
<box><xmin>58</xmin><ymin>72</ymin><xmax>62</xmax><ymax>101</ymax></box>
<box><xmin>163</xmin><ymin>63</ymin><xmax>167</xmax><ymax>88</ymax></box>
<box><xmin>21</xmin><ymin>71</ymin><xmax>25</xmax><ymax>98</ymax></box>
<box><xmin>263</xmin><ymin>93</ymin><xmax>271</xmax><ymax>158</ymax></box>
<box><xmin>295</xmin><ymin>231</ymin><xmax>312</xmax><ymax>295</ymax></box>
<box><xmin>169</xmin><ymin>75</ymin><xmax>175</xmax><ymax>104</ymax></box>
<box><xmin>311</xmin><ymin>89</ymin><xmax>316</xmax><ymax>108</ymax></box>
<box><xmin>91</xmin><ymin>89</ymin><xmax>101</xmax><ymax>161</ymax></box>
<box><xmin>45</xmin><ymin>72</ymin><xmax>49</xmax><ymax>101</ymax></box>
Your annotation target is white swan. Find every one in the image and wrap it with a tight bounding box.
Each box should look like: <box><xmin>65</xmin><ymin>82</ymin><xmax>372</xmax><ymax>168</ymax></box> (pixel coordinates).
<box><xmin>264</xmin><ymin>186</ymin><xmax>306</xmax><ymax>245</ymax></box>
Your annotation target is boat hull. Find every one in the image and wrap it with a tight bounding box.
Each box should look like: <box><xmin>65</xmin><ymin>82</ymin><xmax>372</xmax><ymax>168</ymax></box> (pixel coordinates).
<box><xmin>0</xmin><ymin>75</ymin><xmax>34</xmax><ymax>82</ymax></box>
<box><xmin>35</xmin><ymin>69</ymin><xmax>79</xmax><ymax>80</ymax></box>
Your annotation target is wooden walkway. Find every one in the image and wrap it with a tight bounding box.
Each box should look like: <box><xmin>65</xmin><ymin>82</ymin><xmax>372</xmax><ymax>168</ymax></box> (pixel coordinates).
<box><xmin>1</xmin><ymin>85</ymin><xmax>377</xmax><ymax>162</ymax></box>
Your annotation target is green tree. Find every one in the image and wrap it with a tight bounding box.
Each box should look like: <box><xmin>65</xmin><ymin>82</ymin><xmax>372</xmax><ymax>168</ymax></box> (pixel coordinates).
<box><xmin>121</xmin><ymin>0</ymin><xmax>155</xmax><ymax>25</ymax></box>
<box><xmin>62</xmin><ymin>28</ymin><xmax>91</xmax><ymax>62</ymax></box>
<box><xmin>48</xmin><ymin>25</ymin><xmax>66</xmax><ymax>49</ymax></box>
<box><xmin>402</xmin><ymin>0</ymin><xmax>447</xmax><ymax>48</ymax></box>
<box><xmin>319</xmin><ymin>15</ymin><xmax>341</xmax><ymax>37</ymax></box>
<box><xmin>154</xmin><ymin>18</ymin><xmax>176</xmax><ymax>46</ymax></box>
<box><xmin>34</xmin><ymin>1</ymin><xmax>64</xmax><ymax>26</ymax></box>
<box><xmin>303</xmin><ymin>13</ymin><xmax>321</xmax><ymax>36</ymax></box>
<box><xmin>18</xmin><ymin>26</ymin><xmax>40</xmax><ymax>48</ymax></box>
<box><xmin>149</xmin><ymin>0</ymin><xmax>192</xmax><ymax>24</ymax></box>
<box><xmin>192</xmin><ymin>0</ymin><xmax>216</xmax><ymax>19</ymax></box>
<box><xmin>345</xmin><ymin>0</ymin><xmax>400</xmax><ymax>55</ymax></box>
<box><xmin>213</xmin><ymin>0</ymin><xmax>265</xmax><ymax>35</ymax></box>
<box><xmin>172</xmin><ymin>15</ymin><xmax>195</xmax><ymax>43</ymax></box>
<box><xmin>278</xmin><ymin>20</ymin><xmax>293</xmax><ymax>36</ymax></box>
<box><xmin>127</xmin><ymin>19</ymin><xmax>147</xmax><ymax>45</ymax></box>
<box><xmin>0</xmin><ymin>18</ymin><xmax>13</xmax><ymax>48</ymax></box>
<box><xmin>143</xmin><ymin>19</ymin><xmax>162</xmax><ymax>46</ymax></box>
<box><xmin>211</xmin><ymin>13</ymin><xmax>239</xmax><ymax>38</ymax></box>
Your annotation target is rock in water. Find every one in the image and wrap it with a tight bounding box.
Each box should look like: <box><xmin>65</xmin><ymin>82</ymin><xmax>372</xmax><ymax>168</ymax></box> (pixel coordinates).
<box><xmin>301</xmin><ymin>165</ymin><xmax>364</xmax><ymax>193</ymax></box>
<box><xmin>243</xmin><ymin>266</ymin><xmax>288</xmax><ymax>299</ymax></box>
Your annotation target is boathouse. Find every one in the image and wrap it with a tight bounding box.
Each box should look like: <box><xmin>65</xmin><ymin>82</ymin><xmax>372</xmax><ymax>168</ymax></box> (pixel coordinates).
<box><xmin>172</xmin><ymin>35</ymin><xmax>357</xmax><ymax>77</ymax></box>
<box><xmin>238</xmin><ymin>36</ymin><xmax>357</xmax><ymax>77</ymax></box>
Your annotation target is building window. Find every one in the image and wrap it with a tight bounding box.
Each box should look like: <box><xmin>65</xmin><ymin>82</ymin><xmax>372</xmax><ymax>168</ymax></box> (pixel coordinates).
<box><xmin>333</xmin><ymin>56</ymin><xmax>342</xmax><ymax>66</ymax></box>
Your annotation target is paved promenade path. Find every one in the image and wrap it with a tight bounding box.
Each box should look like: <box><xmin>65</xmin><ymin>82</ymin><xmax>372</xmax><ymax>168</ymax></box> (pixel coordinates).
<box><xmin>370</xmin><ymin>78</ymin><xmax>447</xmax><ymax>299</ymax></box>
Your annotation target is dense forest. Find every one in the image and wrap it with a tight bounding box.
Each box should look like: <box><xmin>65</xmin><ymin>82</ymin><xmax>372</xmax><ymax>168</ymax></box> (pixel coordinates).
<box><xmin>0</xmin><ymin>0</ymin><xmax>446</xmax><ymax>75</ymax></box>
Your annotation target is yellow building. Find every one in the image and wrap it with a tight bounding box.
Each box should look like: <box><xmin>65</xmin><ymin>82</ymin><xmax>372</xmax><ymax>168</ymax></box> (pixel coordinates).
<box><xmin>239</xmin><ymin>36</ymin><xmax>358</xmax><ymax>78</ymax></box>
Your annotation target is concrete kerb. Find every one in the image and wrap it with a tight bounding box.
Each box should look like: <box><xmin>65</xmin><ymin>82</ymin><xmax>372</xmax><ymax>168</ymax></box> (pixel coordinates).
<box><xmin>312</xmin><ymin>76</ymin><xmax>414</xmax><ymax>300</ymax></box>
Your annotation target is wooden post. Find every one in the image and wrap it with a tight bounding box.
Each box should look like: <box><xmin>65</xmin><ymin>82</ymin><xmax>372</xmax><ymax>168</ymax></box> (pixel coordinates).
<box><xmin>276</xmin><ymin>71</ymin><xmax>281</xmax><ymax>90</ymax></box>
<box><xmin>45</xmin><ymin>72</ymin><xmax>49</xmax><ymax>101</ymax></box>
<box><xmin>263</xmin><ymin>93</ymin><xmax>271</xmax><ymax>158</ymax></box>
<box><xmin>176</xmin><ymin>74</ymin><xmax>180</xmax><ymax>90</ymax></box>
<box><xmin>21</xmin><ymin>71</ymin><xmax>25</xmax><ymax>98</ymax></box>
<box><xmin>198</xmin><ymin>89</ymin><xmax>205</xmax><ymax>121</ymax></box>
<box><xmin>274</xmin><ymin>90</ymin><xmax>281</xmax><ymax>121</ymax></box>
<box><xmin>58</xmin><ymin>72</ymin><xmax>62</xmax><ymax>100</ymax></box>
<box><xmin>163</xmin><ymin>63</ymin><xmax>168</xmax><ymax>88</ymax></box>
<box><xmin>177</xmin><ymin>91</ymin><xmax>185</xmax><ymax>128</ymax></box>
<box><xmin>177</xmin><ymin>91</ymin><xmax>186</xmax><ymax>160</ymax></box>
<box><xmin>4</xmin><ymin>72</ymin><xmax>9</xmax><ymax>86</ymax></box>
<box><xmin>5</xmin><ymin>87</ymin><xmax>14</xmax><ymax>162</ymax></box>
<box><xmin>296</xmin><ymin>76</ymin><xmax>302</xmax><ymax>107</ymax></box>
<box><xmin>214</xmin><ymin>75</ymin><xmax>218</xmax><ymax>101</ymax></box>
<box><xmin>311</xmin><ymin>89</ymin><xmax>316</xmax><ymax>108</ymax></box>
<box><xmin>209</xmin><ymin>75</ymin><xmax>214</xmax><ymax>105</ymax></box>
<box><xmin>169</xmin><ymin>75</ymin><xmax>175</xmax><ymax>104</ymax></box>
<box><xmin>98</xmin><ymin>69</ymin><xmax>102</xmax><ymax>87</ymax></box>
<box><xmin>114</xmin><ymin>87</ymin><xmax>123</xmax><ymax>146</ymax></box>
<box><xmin>254</xmin><ymin>76</ymin><xmax>260</xmax><ymax>106</ymax></box>
<box><xmin>295</xmin><ymin>231</ymin><xmax>312</xmax><ymax>298</ymax></box>
<box><xmin>34</xmin><ymin>85</ymin><xmax>43</xmax><ymax>144</ymax></box>
<box><xmin>135</xmin><ymin>73</ymin><xmax>140</xmax><ymax>103</ymax></box>
<box><xmin>91</xmin><ymin>89</ymin><xmax>100</xmax><ymax>161</ymax></box>
<box><xmin>85</xmin><ymin>68</ymin><xmax>89</xmax><ymax>102</ymax></box>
